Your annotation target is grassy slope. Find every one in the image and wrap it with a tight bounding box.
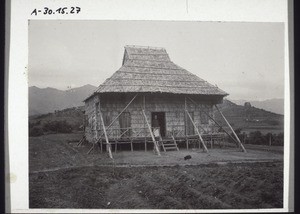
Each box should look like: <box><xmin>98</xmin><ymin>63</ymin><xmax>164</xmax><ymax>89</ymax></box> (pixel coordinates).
<box><xmin>29</xmin><ymin>106</ymin><xmax>85</xmax><ymax>131</ymax></box>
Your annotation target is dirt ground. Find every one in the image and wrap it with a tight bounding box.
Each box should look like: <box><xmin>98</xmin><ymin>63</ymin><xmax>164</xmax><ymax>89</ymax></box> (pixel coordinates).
<box><xmin>29</xmin><ymin>133</ymin><xmax>283</xmax><ymax>209</ymax></box>
<box><xmin>29</xmin><ymin>133</ymin><xmax>283</xmax><ymax>172</ymax></box>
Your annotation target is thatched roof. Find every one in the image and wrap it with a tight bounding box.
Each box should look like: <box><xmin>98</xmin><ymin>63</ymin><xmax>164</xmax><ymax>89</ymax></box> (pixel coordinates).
<box><xmin>86</xmin><ymin>45</ymin><xmax>228</xmax><ymax>100</ymax></box>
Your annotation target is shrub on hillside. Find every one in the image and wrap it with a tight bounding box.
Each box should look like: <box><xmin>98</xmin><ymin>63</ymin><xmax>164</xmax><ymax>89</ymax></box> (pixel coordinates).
<box><xmin>29</xmin><ymin>120</ymin><xmax>41</xmax><ymax>129</ymax></box>
<box><xmin>29</xmin><ymin>127</ymin><xmax>44</xmax><ymax>137</ymax></box>
<box><xmin>272</xmin><ymin>133</ymin><xmax>284</xmax><ymax>146</ymax></box>
<box><xmin>43</xmin><ymin>120</ymin><xmax>72</xmax><ymax>133</ymax></box>
<box><xmin>70</xmin><ymin>121</ymin><xmax>84</xmax><ymax>131</ymax></box>
<box><xmin>243</xmin><ymin>131</ymin><xmax>283</xmax><ymax>146</ymax></box>
<box><xmin>248</xmin><ymin>131</ymin><xmax>267</xmax><ymax>145</ymax></box>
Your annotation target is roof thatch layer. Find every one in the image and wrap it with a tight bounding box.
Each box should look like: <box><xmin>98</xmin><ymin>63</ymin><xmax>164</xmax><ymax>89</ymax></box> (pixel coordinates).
<box><xmin>87</xmin><ymin>45</ymin><xmax>228</xmax><ymax>100</ymax></box>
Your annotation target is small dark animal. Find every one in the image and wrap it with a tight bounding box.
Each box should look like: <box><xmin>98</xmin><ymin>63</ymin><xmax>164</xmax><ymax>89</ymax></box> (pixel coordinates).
<box><xmin>184</xmin><ymin>155</ymin><xmax>192</xmax><ymax>160</ymax></box>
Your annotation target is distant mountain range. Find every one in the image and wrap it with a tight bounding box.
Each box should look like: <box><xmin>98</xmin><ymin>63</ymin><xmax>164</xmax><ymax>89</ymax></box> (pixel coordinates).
<box><xmin>29</xmin><ymin>84</ymin><xmax>97</xmax><ymax>115</ymax></box>
<box><xmin>230</xmin><ymin>98</ymin><xmax>284</xmax><ymax>115</ymax></box>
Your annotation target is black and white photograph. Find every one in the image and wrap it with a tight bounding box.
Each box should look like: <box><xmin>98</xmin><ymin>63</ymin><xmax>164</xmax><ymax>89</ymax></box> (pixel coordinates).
<box><xmin>28</xmin><ymin>20</ymin><xmax>284</xmax><ymax>210</ymax></box>
<box><xmin>5</xmin><ymin>0</ymin><xmax>293</xmax><ymax>213</ymax></box>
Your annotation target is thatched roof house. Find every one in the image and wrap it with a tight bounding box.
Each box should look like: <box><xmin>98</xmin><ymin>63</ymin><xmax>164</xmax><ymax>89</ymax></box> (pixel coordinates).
<box><xmin>84</xmin><ymin>46</ymin><xmax>245</xmax><ymax>158</ymax></box>
<box><xmin>86</xmin><ymin>45</ymin><xmax>227</xmax><ymax>99</ymax></box>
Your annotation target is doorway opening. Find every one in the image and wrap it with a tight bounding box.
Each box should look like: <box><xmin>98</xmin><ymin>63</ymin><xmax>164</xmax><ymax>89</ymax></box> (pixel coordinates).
<box><xmin>151</xmin><ymin>112</ymin><xmax>166</xmax><ymax>138</ymax></box>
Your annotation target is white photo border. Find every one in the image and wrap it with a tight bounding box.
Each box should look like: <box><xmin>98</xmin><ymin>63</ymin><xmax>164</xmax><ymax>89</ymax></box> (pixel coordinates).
<box><xmin>6</xmin><ymin>0</ymin><xmax>292</xmax><ymax>213</ymax></box>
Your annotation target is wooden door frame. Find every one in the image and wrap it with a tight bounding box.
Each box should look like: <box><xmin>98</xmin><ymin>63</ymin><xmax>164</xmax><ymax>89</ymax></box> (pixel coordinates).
<box><xmin>151</xmin><ymin>112</ymin><xmax>166</xmax><ymax>138</ymax></box>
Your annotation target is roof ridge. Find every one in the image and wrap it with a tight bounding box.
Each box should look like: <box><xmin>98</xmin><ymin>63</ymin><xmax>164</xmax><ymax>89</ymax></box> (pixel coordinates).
<box><xmin>125</xmin><ymin>45</ymin><xmax>166</xmax><ymax>50</ymax></box>
<box><xmin>125</xmin><ymin>58</ymin><xmax>170</xmax><ymax>62</ymax></box>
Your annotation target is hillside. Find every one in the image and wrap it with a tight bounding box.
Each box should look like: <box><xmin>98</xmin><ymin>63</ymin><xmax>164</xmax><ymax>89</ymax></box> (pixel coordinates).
<box><xmin>230</xmin><ymin>98</ymin><xmax>284</xmax><ymax>115</ymax></box>
<box><xmin>214</xmin><ymin>99</ymin><xmax>284</xmax><ymax>133</ymax></box>
<box><xmin>30</xmin><ymin>98</ymin><xmax>284</xmax><ymax>137</ymax></box>
<box><xmin>29</xmin><ymin>106</ymin><xmax>85</xmax><ymax>136</ymax></box>
<box><xmin>29</xmin><ymin>84</ymin><xmax>97</xmax><ymax>115</ymax></box>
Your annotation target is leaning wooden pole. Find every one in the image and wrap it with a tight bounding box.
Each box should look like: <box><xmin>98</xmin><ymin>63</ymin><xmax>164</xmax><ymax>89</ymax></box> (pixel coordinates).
<box><xmin>215</xmin><ymin>105</ymin><xmax>247</xmax><ymax>153</ymax></box>
<box><xmin>184</xmin><ymin>97</ymin><xmax>187</xmax><ymax>137</ymax></box>
<box><xmin>99</xmin><ymin>109</ymin><xmax>113</xmax><ymax>159</ymax></box>
<box><xmin>142</xmin><ymin>109</ymin><xmax>161</xmax><ymax>156</ymax></box>
<box><xmin>186</xmin><ymin>110</ymin><xmax>208</xmax><ymax>153</ymax></box>
<box><xmin>95</xmin><ymin>94</ymin><xmax>138</xmax><ymax>142</ymax></box>
<box><xmin>143</xmin><ymin>95</ymin><xmax>146</xmax><ymax>150</ymax></box>
<box><xmin>105</xmin><ymin>94</ymin><xmax>138</xmax><ymax>131</ymax></box>
<box><xmin>187</xmin><ymin>96</ymin><xmax>239</xmax><ymax>145</ymax></box>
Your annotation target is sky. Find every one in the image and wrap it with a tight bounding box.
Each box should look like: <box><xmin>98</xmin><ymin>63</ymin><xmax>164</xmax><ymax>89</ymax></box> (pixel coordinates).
<box><xmin>29</xmin><ymin>20</ymin><xmax>284</xmax><ymax>101</ymax></box>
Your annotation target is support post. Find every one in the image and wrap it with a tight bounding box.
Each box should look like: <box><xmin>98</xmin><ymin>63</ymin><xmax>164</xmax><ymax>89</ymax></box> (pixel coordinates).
<box><xmin>77</xmin><ymin>136</ymin><xmax>85</xmax><ymax>147</ymax></box>
<box><xmin>186</xmin><ymin>110</ymin><xmax>208</xmax><ymax>153</ymax></box>
<box><xmin>87</xmin><ymin>143</ymin><xmax>95</xmax><ymax>154</ymax></box>
<box><xmin>143</xmin><ymin>95</ymin><xmax>146</xmax><ymax>152</ymax></box>
<box><xmin>95</xmin><ymin>103</ymin><xmax>99</xmax><ymax>140</ymax></box>
<box><xmin>99</xmin><ymin>109</ymin><xmax>113</xmax><ymax>159</ymax></box>
<box><xmin>184</xmin><ymin>97</ymin><xmax>188</xmax><ymax>150</ymax></box>
<box><xmin>141</xmin><ymin>109</ymin><xmax>161</xmax><ymax>156</ymax></box>
<box><xmin>215</xmin><ymin>105</ymin><xmax>247</xmax><ymax>153</ymax></box>
<box><xmin>186</xmin><ymin>139</ymin><xmax>189</xmax><ymax>150</ymax></box>
<box><xmin>184</xmin><ymin>97</ymin><xmax>187</xmax><ymax>137</ymax></box>
<box><xmin>187</xmin><ymin>96</ymin><xmax>240</xmax><ymax>145</ymax></box>
<box><xmin>108</xmin><ymin>94</ymin><xmax>138</xmax><ymax>130</ymax></box>
<box><xmin>96</xmin><ymin>94</ymin><xmax>138</xmax><ymax>142</ymax></box>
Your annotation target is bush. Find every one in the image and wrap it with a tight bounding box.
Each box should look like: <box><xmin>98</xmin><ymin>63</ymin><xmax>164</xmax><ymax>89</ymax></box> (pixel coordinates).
<box><xmin>71</xmin><ymin>121</ymin><xmax>84</xmax><ymax>131</ymax></box>
<box><xmin>29</xmin><ymin>120</ymin><xmax>41</xmax><ymax>129</ymax></box>
<box><xmin>29</xmin><ymin>127</ymin><xmax>44</xmax><ymax>137</ymax></box>
<box><xmin>243</xmin><ymin>131</ymin><xmax>284</xmax><ymax>146</ymax></box>
<box><xmin>248</xmin><ymin>131</ymin><xmax>268</xmax><ymax>145</ymax></box>
<box><xmin>272</xmin><ymin>133</ymin><xmax>284</xmax><ymax>146</ymax></box>
<box><xmin>43</xmin><ymin>120</ymin><xmax>73</xmax><ymax>133</ymax></box>
<box><xmin>227</xmin><ymin>128</ymin><xmax>244</xmax><ymax>145</ymax></box>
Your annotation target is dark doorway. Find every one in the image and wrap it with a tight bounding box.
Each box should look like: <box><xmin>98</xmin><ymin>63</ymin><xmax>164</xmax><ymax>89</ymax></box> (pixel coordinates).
<box><xmin>151</xmin><ymin>112</ymin><xmax>166</xmax><ymax>138</ymax></box>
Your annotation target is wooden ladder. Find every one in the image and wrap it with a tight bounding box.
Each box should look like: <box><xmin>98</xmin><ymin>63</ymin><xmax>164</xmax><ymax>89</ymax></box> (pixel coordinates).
<box><xmin>161</xmin><ymin>135</ymin><xmax>179</xmax><ymax>152</ymax></box>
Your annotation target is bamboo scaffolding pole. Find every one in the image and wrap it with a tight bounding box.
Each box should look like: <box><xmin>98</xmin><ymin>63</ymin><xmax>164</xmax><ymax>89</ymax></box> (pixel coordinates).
<box><xmin>87</xmin><ymin>143</ymin><xmax>95</xmax><ymax>154</ymax></box>
<box><xmin>77</xmin><ymin>136</ymin><xmax>85</xmax><ymax>147</ymax></box>
<box><xmin>141</xmin><ymin>109</ymin><xmax>161</xmax><ymax>156</ymax></box>
<box><xmin>87</xmin><ymin>103</ymin><xmax>100</xmax><ymax>154</ymax></box>
<box><xmin>95</xmin><ymin>94</ymin><xmax>138</xmax><ymax>142</ymax></box>
<box><xmin>186</xmin><ymin>110</ymin><xmax>208</xmax><ymax>153</ymax></box>
<box><xmin>186</xmin><ymin>96</ymin><xmax>240</xmax><ymax>145</ymax></box>
<box><xmin>184</xmin><ymin>97</ymin><xmax>187</xmax><ymax>136</ymax></box>
<box><xmin>143</xmin><ymin>95</ymin><xmax>147</xmax><ymax>152</ymax></box>
<box><xmin>105</xmin><ymin>94</ymin><xmax>138</xmax><ymax>130</ymax></box>
<box><xmin>215</xmin><ymin>105</ymin><xmax>247</xmax><ymax>152</ymax></box>
<box><xmin>118</xmin><ymin>128</ymin><xmax>130</xmax><ymax>138</ymax></box>
<box><xmin>184</xmin><ymin>97</ymin><xmax>188</xmax><ymax>149</ymax></box>
<box><xmin>99</xmin><ymin>108</ymin><xmax>113</xmax><ymax>159</ymax></box>
<box><xmin>95</xmin><ymin>103</ymin><xmax>99</xmax><ymax>139</ymax></box>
